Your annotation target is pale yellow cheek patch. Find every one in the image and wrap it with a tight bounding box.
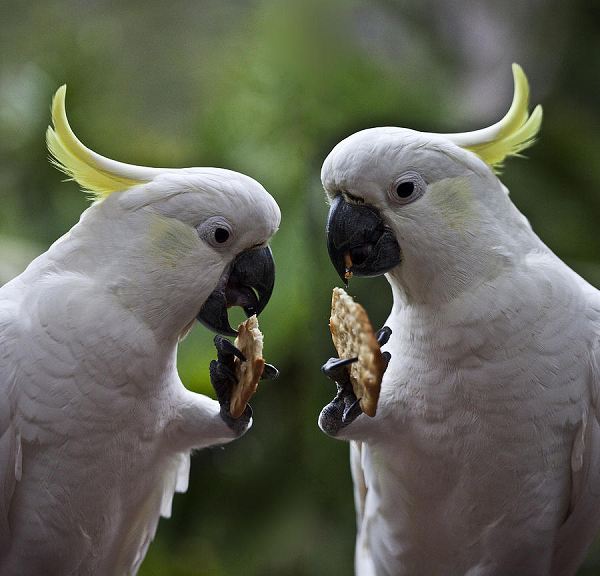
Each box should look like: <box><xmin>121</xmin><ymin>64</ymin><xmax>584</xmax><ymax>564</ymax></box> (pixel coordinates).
<box><xmin>148</xmin><ymin>214</ymin><xmax>200</xmax><ymax>268</ymax></box>
<box><xmin>427</xmin><ymin>176</ymin><xmax>475</xmax><ymax>230</ymax></box>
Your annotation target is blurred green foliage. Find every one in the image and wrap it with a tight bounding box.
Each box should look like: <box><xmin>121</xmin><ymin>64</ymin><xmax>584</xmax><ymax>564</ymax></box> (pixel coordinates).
<box><xmin>1</xmin><ymin>0</ymin><xmax>599</xmax><ymax>574</ymax></box>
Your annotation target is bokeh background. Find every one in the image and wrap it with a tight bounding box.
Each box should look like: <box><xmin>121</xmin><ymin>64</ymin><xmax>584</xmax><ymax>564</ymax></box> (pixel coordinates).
<box><xmin>1</xmin><ymin>0</ymin><xmax>599</xmax><ymax>574</ymax></box>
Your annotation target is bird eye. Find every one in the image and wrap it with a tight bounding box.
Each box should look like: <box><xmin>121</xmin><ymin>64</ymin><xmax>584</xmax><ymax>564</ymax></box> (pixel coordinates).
<box><xmin>197</xmin><ymin>217</ymin><xmax>234</xmax><ymax>248</ymax></box>
<box><xmin>214</xmin><ymin>228</ymin><xmax>230</xmax><ymax>244</ymax></box>
<box><xmin>389</xmin><ymin>171</ymin><xmax>426</xmax><ymax>205</ymax></box>
<box><xmin>396</xmin><ymin>181</ymin><xmax>414</xmax><ymax>198</ymax></box>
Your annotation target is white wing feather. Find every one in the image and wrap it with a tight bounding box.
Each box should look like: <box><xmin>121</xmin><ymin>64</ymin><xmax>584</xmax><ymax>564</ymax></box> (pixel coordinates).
<box><xmin>551</xmin><ymin>279</ymin><xmax>600</xmax><ymax>575</ymax></box>
<box><xmin>0</xmin><ymin>297</ymin><xmax>21</xmax><ymax>555</ymax></box>
<box><xmin>348</xmin><ymin>252</ymin><xmax>600</xmax><ymax>575</ymax></box>
<box><xmin>351</xmin><ymin>441</ymin><xmax>376</xmax><ymax>576</ymax></box>
<box><xmin>0</xmin><ymin>263</ymin><xmax>230</xmax><ymax>575</ymax></box>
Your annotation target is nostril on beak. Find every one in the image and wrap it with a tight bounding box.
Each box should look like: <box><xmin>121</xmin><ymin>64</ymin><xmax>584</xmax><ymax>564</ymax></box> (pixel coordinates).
<box><xmin>349</xmin><ymin>244</ymin><xmax>373</xmax><ymax>267</ymax></box>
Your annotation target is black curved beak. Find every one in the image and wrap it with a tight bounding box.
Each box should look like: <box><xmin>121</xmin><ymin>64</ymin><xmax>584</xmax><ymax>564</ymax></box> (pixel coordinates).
<box><xmin>326</xmin><ymin>195</ymin><xmax>402</xmax><ymax>284</ymax></box>
<box><xmin>197</xmin><ymin>245</ymin><xmax>275</xmax><ymax>337</ymax></box>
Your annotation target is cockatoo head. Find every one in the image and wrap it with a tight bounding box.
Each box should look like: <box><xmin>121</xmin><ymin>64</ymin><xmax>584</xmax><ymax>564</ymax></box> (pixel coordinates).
<box><xmin>46</xmin><ymin>87</ymin><xmax>280</xmax><ymax>339</ymax></box>
<box><xmin>322</xmin><ymin>64</ymin><xmax>543</xmax><ymax>305</ymax></box>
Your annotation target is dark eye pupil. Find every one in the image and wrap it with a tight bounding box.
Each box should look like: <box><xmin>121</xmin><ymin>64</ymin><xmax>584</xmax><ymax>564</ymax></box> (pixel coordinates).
<box><xmin>214</xmin><ymin>228</ymin><xmax>230</xmax><ymax>243</ymax></box>
<box><xmin>396</xmin><ymin>181</ymin><xmax>414</xmax><ymax>198</ymax></box>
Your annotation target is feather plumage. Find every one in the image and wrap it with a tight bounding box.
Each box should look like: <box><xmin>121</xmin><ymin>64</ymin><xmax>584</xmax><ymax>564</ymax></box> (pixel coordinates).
<box><xmin>1</xmin><ymin>87</ymin><xmax>280</xmax><ymax>575</ymax></box>
<box><xmin>320</xmin><ymin>64</ymin><xmax>600</xmax><ymax>575</ymax></box>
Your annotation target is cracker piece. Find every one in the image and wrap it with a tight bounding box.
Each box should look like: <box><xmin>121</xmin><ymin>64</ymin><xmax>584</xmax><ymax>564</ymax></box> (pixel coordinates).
<box><xmin>231</xmin><ymin>315</ymin><xmax>265</xmax><ymax>419</ymax></box>
<box><xmin>330</xmin><ymin>287</ymin><xmax>385</xmax><ymax>417</ymax></box>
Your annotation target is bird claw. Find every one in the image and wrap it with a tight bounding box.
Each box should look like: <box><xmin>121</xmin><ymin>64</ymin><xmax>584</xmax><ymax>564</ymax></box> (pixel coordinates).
<box><xmin>210</xmin><ymin>335</ymin><xmax>252</xmax><ymax>436</ymax></box>
<box><xmin>321</xmin><ymin>356</ymin><xmax>358</xmax><ymax>384</ymax></box>
<box><xmin>261</xmin><ymin>363</ymin><xmax>279</xmax><ymax>381</ymax></box>
<box><xmin>320</xmin><ymin>357</ymin><xmax>362</xmax><ymax>435</ymax></box>
<box><xmin>319</xmin><ymin>325</ymin><xmax>392</xmax><ymax>436</ymax></box>
<box><xmin>342</xmin><ymin>397</ymin><xmax>363</xmax><ymax>423</ymax></box>
<box><xmin>214</xmin><ymin>334</ymin><xmax>247</xmax><ymax>363</ymax></box>
<box><xmin>376</xmin><ymin>326</ymin><xmax>392</xmax><ymax>346</ymax></box>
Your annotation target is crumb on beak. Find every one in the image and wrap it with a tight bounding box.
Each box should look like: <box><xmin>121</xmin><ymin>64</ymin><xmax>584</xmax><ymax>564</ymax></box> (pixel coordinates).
<box><xmin>344</xmin><ymin>252</ymin><xmax>354</xmax><ymax>280</ymax></box>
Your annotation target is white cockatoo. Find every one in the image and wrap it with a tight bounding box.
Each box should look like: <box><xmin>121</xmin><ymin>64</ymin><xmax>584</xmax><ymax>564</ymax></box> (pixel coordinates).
<box><xmin>0</xmin><ymin>86</ymin><xmax>280</xmax><ymax>575</ymax></box>
<box><xmin>319</xmin><ymin>65</ymin><xmax>600</xmax><ymax>576</ymax></box>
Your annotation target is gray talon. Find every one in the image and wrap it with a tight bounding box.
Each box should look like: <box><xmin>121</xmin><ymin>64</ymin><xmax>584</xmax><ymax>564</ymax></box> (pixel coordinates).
<box><xmin>261</xmin><ymin>363</ymin><xmax>279</xmax><ymax>380</ymax></box>
<box><xmin>209</xmin><ymin>360</ymin><xmax>236</xmax><ymax>405</ymax></box>
<box><xmin>382</xmin><ymin>350</ymin><xmax>391</xmax><ymax>368</ymax></box>
<box><xmin>216</xmin><ymin>362</ymin><xmax>237</xmax><ymax>384</ymax></box>
<box><xmin>210</xmin><ymin>336</ymin><xmax>251</xmax><ymax>436</ymax></box>
<box><xmin>214</xmin><ymin>334</ymin><xmax>247</xmax><ymax>362</ymax></box>
<box><xmin>343</xmin><ymin>397</ymin><xmax>363</xmax><ymax>423</ymax></box>
<box><xmin>322</xmin><ymin>356</ymin><xmax>358</xmax><ymax>383</ymax></box>
<box><xmin>320</xmin><ymin>327</ymin><xmax>392</xmax><ymax>437</ymax></box>
<box><xmin>376</xmin><ymin>326</ymin><xmax>392</xmax><ymax>346</ymax></box>
<box><xmin>320</xmin><ymin>357</ymin><xmax>362</xmax><ymax>435</ymax></box>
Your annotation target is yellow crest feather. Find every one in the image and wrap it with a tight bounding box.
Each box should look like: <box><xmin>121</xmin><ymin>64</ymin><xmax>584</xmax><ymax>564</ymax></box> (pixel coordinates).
<box><xmin>442</xmin><ymin>64</ymin><xmax>543</xmax><ymax>173</ymax></box>
<box><xmin>462</xmin><ymin>64</ymin><xmax>543</xmax><ymax>173</ymax></box>
<box><xmin>46</xmin><ymin>86</ymin><xmax>148</xmax><ymax>201</ymax></box>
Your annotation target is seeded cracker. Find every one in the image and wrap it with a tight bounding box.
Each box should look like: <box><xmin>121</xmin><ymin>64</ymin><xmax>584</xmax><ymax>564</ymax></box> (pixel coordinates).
<box><xmin>231</xmin><ymin>315</ymin><xmax>265</xmax><ymax>418</ymax></box>
<box><xmin>330</xmin><ymin>287</ymin><xmax>385</xmax><ymax>417</ymax></box>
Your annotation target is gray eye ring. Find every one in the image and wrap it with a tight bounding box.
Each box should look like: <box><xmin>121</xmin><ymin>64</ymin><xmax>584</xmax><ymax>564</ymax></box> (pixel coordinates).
<box><xmin>388</xmin><ymin>171</ymin><xmax>427</xmax><ymax>205</ymax></box>
<box><xmin>197</xmin><ymin>217</ymin><xmax>234</xmax><ymax>248</ymax></box>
